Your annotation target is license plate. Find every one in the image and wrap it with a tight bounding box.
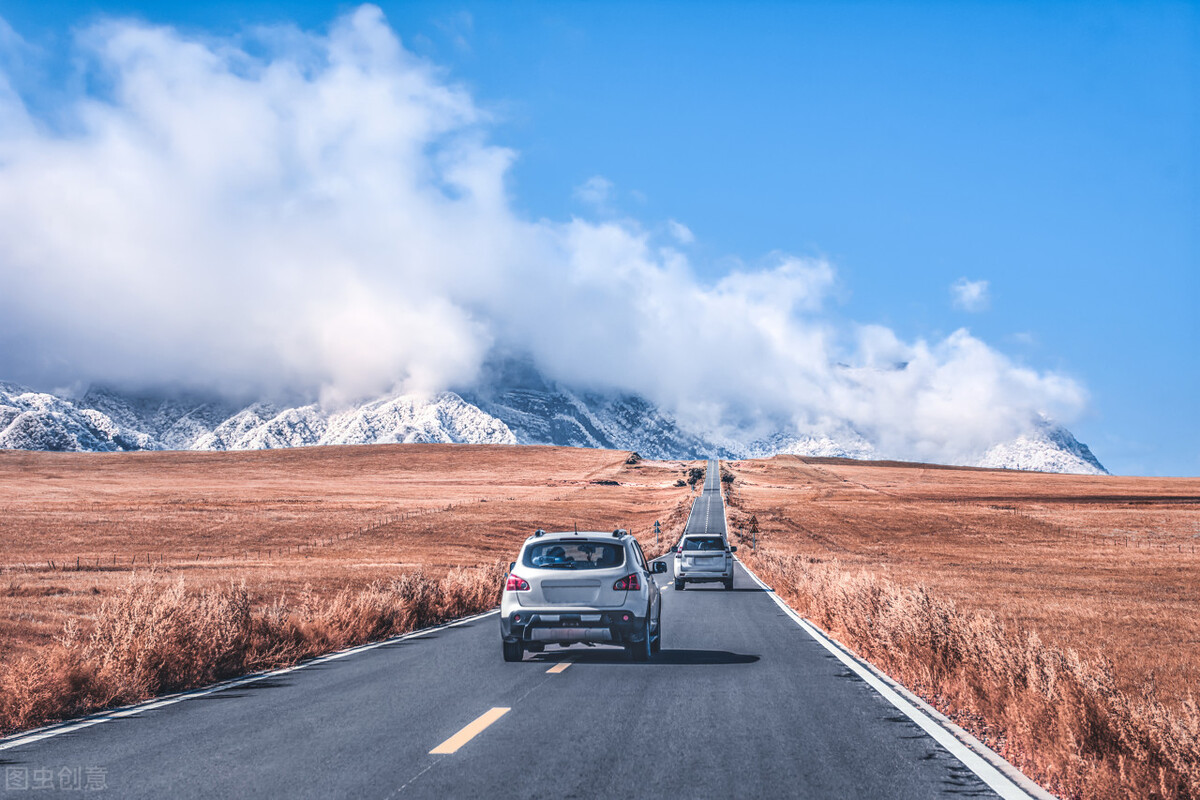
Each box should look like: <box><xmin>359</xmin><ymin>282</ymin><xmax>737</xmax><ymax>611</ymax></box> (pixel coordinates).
<box><xmin>531</xmin><ymin>627</ymin><xmax>589</xmax><ymax>642</ymax></box>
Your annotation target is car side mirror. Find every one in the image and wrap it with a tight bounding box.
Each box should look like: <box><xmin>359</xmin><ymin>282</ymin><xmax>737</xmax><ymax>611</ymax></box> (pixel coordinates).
<box><xmin>652</xmin><ymin>562</ymin><xmax>668</xmax><ymax>574</ymax></box>
<box><xmin>730</xmin><ymin>546</ymin><xmax>738</xmax><ymax>553</ymax></box>
<box><xmin>508</xmin><ymin>561</ymin><xmax>516</xmax><ymax>572</ymax></box>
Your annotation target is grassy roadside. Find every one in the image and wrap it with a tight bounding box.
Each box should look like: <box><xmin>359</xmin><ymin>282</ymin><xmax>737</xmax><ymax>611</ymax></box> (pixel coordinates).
<box><xmin>0</xmin><ymin>565</ymin><xmax>503</xmax><ymax>737</ymax></box>
<box><xmin>721</xmin><ymin>455</ymin><xmax>1200</xmax><ymax>799</ymax></box>
<box><xmin>0</xmin><ymin>445</ymin><xmax>698</xmax><ymax>737</ymax></box>
<box><xmin>739</xmin><ymin>548</ymin><xmax>1200</xmax><ymax>800</ymax></box>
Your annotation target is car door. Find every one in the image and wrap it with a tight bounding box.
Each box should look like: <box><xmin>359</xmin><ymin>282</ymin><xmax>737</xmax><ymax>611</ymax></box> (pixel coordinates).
<box><xmin>632</xmin><ymin>541</ymin><xmax>659</xmax><ymax>622</ymax></box>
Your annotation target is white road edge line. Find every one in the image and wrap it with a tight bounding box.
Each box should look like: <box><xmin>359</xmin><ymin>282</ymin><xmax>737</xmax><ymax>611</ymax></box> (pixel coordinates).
<box><xmin>736</xmin><ymin>561</ymin><xmax>1051</xmax><ymax>800</ymax></box>
<box><xmin>0</xmin><ymin>608</ymin><xmax>501</xmax><ymax>753</ymax></box>
<box><xmin>716</xmin><ymin>459</ymin><xmax>1050</xmax><ymax>800</ymax></box>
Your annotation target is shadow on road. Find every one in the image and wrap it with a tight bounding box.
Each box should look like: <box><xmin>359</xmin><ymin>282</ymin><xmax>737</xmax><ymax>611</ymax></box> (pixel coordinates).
<box><xmin>940</xmin><ymin>762</ymin><xmax>995</xmax><ymax>796</ymax></box>
<box><xmin>531</xmin><ymin>649</ymin><xmax>759</xmax><ymax>666</ymax></box>
<box><xmin>194</xmin><ymin>677</ymin><xmax>295</xmax><ymax>701</ymax></box>
<box><xmin>675</xmin><ymin>587</ymin><xmax>764</xmax><ymax>593</ymax></box>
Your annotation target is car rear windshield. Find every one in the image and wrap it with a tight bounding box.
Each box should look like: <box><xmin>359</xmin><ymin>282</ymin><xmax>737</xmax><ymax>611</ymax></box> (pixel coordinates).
<box><xmin>681</xmin><ymin>536</ymin><xmax>726</xmax><ymax>551</ymax></box>
<box><xmin>523</xmin><ymin>541</ymin><xmax>626</xmax><ymax>570</ymax></box>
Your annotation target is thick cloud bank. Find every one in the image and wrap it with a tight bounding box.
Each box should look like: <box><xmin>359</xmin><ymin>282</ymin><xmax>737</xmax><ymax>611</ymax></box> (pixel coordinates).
<box><xmin>0</xmin><ymin>6</ymin><xmax>1086</xmax><ymax>464</ymax></box>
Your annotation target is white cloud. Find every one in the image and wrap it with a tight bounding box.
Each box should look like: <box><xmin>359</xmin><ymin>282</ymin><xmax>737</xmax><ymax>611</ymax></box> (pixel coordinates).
<box><xmin>667</xmin><ymin>219</ymin><xmax>694</xmax><ymax>244</ymax></box>
<box><xmin>433</xmin><ymin>10</ymin><xmax>473</xmax><ymax>52</ymax></box>
<box><xmin>573</xmin><ymin>175</ymin><xmax>613</xmax><ymax>209</ymax></box>
<box><xmin>951</xmin><ymin>277</ymin><xmax>990</xmax><ymax>311</ymax></box>
<box><xmin>0</xmin><ymin>5</ymin><xmax>1087</xmax><ymax>463</ymax></box>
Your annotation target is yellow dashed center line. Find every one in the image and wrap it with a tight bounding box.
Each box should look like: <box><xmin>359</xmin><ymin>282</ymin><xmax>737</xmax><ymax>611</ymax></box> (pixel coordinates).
<box><xmin>429</xmin><ymin>707</ymin><xmax>510</xmax><ymax>754</ymax></box>
<box><xmin>546</xmin><ymin>661</ymin><xmax>572</xmax><ymax>674</ymax></box>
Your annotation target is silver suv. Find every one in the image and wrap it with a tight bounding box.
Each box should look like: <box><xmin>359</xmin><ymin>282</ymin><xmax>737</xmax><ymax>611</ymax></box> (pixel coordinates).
<box><xmin>500</xmin><ymin>529</ymin><xmax>667</xmax><ymax>662</ymax></box>
<box><xmin>672</xmin><ymin>534</ymin><xmax>737</xmax><ymax>591</ymax></box>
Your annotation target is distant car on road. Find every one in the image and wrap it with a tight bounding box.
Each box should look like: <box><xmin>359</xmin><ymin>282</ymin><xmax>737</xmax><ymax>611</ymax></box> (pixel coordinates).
<box><xmin>500</xmin><ymin>529</ymin><xmax>667</xmax><ymax>662</ymax></box>
<box><xmin>672</xmin><ymin>534</ymin><xmax>737</xmax><ymax>591</ymax></box>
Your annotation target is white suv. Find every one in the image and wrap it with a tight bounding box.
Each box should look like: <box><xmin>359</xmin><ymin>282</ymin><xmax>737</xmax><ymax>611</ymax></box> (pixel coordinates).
<box><xmin>672</xmin><ymin>534</ymin><xmax>737</xmax><ymax>591</ymax></box>
<box><xmin>500</xmin><ymin>529</ymin><xmax>667</xmax><ymax>662</ymax></box>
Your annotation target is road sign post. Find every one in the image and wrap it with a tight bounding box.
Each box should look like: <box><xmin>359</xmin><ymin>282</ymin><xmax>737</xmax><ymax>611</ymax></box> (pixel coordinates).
<box><xmin>654</xmin><ymin>519</ymin><xmax>660</xmax><ymax>546</ymax></box>
<box><xmin>749</xmin><ymin>515</ymin><xmax>759</xmax><ymax>553</ymax></box>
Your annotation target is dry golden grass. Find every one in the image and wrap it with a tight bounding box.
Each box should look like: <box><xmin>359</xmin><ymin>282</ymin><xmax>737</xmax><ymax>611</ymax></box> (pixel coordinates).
<box><xmin>727</xmin><ymin>455</ymin><xmax>1200</xmax><ymax>800</ymax></box>
<box><xmin>0</xmin><ymin>566</ymin><xmax>505</xmax><ymax>735</ymax></box>
<box><xmin>9</xmin><ymin>443</ymin><xmax>1197</xmax><ymax>798</ymax></box>
<box><xmin>0</xmin><ymin>444</ymin><xmax>694</xmax><ymax>734</ymax></box>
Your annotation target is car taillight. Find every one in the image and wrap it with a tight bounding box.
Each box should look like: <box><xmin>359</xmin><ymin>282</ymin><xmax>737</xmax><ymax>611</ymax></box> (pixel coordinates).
<box><xmin>505</xmin><ymin>574</ymin><xmax>530</xmax><ymax>591</ymax></box>
<box><xmin>613</xmin><ymin>573</ymin><xmax>640</xmax><ymax>591</ymax></box>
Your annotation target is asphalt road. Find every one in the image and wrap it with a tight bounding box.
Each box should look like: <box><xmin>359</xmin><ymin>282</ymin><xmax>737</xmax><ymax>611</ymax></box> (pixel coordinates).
<box><xmin>683</xmin><ymin>457</ymin><xmax>726</xmax><ymax>537</ymax></box>
<box><xmin>0</xmin><ymin>461</ymin><xmax>1018</xmax><ymax>799</ymax></box>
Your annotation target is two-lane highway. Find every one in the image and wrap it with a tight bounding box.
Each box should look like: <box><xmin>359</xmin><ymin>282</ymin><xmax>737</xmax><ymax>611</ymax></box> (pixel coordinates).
<box><xmin>683</xmin><ymin>457</ymin><xmax>726</xmax><ymax>538</ymax></box>
<box><xmin>0</xmin><ymin>460</ymin><xmax>1030</xmax><ymax>798</ymax></box>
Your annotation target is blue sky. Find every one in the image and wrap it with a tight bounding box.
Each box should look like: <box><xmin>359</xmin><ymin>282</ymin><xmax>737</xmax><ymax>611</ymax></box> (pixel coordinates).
<box><xmin>1</xmin><ymin>2</ymin><xmax>1196</xmax><ymax>475</ymax></box>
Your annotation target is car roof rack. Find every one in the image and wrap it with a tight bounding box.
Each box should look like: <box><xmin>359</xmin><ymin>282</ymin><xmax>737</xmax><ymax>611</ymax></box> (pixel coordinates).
<box><xmin>533</xmin><ymin>529</ymin><xmax>545</xmax><ymax>537</ymax></box>
<box><xmin>612</xmin><ymin>529</ymin><xmax>628</xmax><ymax>538</ymax></box>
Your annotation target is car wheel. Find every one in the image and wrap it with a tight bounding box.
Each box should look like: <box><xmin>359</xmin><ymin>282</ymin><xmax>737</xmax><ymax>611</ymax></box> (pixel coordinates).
<box><xmin>525</xmin><ymin>642</ymin><xmax>545</xmax><ymax>653</ymax></box>
<box><xmin>628</xmin><ymin>617</ymin><xmax>652</xmax><ymax>662</ymax></box>
<box><xmin>724</xmin><ymin>578</ymin><xmax>734</xmax><ymax>591</ymax></box>
<box><xmin>650</xmin><ymin>613</ymin><xmax>662</xmax><ymax>654</ymax></box>
<box><xmin>502</xmin><ymin>639</ymin><xmax>524</xmax><ymax>662</ymax></box>
<box><xmin>674</xmin><ymin>579</ymin><xmax>684</xmax><ymax>591</ymax></box>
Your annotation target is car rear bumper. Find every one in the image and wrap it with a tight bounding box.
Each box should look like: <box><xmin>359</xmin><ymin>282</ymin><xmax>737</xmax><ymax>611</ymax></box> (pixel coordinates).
<box><xmin>500</xmin><ymin>608</ymin><xmax>647</xmax><ymax>645</ymax></box>
<box><xmin>674</xmin><ymin>566</ymin><xmax>733</xmax><ymax>580</ymax></box>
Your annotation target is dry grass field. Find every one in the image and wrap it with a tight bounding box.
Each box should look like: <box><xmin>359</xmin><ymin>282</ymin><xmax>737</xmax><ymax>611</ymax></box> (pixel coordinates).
<box><xmin>724</xmin><ymin>455</ymin><xmax>1200</xmax><ymax>702</ymax></box>
<box><xmin>5</xmin><ymin>444</ymin><xmax>1199</xmax><ymax>797</ymax></box>
<box><xmin>725</xmin><ymin>455</ymin><xmax>1200</xmax><ymax>798</ymax></box>
<box><xmin>0</xmin><ymin>444</ymin><xmax>695</xmax><ymax>733</ymax></box>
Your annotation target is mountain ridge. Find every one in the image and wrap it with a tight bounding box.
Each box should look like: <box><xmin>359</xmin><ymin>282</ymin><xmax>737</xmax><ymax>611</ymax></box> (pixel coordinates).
<box><xmin>0</xmin><ymin>379</ymin><xmax>1108</xmax><ymax>475</ymax></box>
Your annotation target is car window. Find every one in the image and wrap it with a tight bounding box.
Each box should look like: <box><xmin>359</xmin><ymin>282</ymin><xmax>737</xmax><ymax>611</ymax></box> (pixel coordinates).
<box><xmin>632</xmin><ymin>541</ymin><xmax>648</xmax><ymax>570</ymax></box>
<box><xmin>682</xmin><ymin>536</ymin><xmax>726</xmax><ymax>551</ymax></box>
<box><xmin>523</xmin><ymin>541</ymin><xmax>625</xmax><ymax>570</ymax></box>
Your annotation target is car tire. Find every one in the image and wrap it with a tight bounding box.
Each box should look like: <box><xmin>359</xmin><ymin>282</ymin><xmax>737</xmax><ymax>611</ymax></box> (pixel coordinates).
<box><xmin>724</xmin><ymin>578</ymin><xmax>734</xmax><ymax>591</ymax></box>
<box><xmin>674</xmin><ymin>579</ymin><xmax>684</xmax><ymax>591</ymax></box>
<box><xmin>650</xmin><ymin>613</ymin><xmax>662</xmax><ymax>654</ymax></box>
<box><xmin>502</xmin><ymin>639</ymin><xmax>524</xmax><ymax>662</ymax></box>
<box><xmin>628</xmin><ymin>617</ymin><xmax>652</xmax><ymax>662</ymax></box>
<box><xmin>525</xmin><ymin>642</ymin><xmax>545</xmax><ymax>653</ymax></box>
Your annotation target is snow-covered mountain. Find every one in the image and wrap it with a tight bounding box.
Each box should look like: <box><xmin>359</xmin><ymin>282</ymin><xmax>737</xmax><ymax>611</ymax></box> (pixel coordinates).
<box><xmin>977</xmin><ymin>415</ymin><xmax>1107</xmax><ymax>475</ymax></box>
<box><xmin>0</xmin><ymin>382</ymin><xmax>156</xmax><ymax>452</ymax></box>
<box><xmin>0</xmin><ymin>383</ymin><xmax>515</xmax><ymax>452</ymax></box>
<box><xmin>79</xmin><ymin>386</ymin><xmax>241</xmax><ymax>449</ymax></box>
<box><xmin>191</xmin><ymin>394</ymin><xmax>516</xmax><ymax>450</ymax></box>
<box><xmin>0</xmin><ymin>376</ymin><xmax>1108</xmax><ymax>474</ymax></box>
<box><xmin>740</xmin><ymin>429</ymin><xmax>877</xmax><ymax>460</ymax></box>
<box><xmin>460</xmin><ymin>360</ymin><xmax>712</xmax><ymax>461</ymax></box>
